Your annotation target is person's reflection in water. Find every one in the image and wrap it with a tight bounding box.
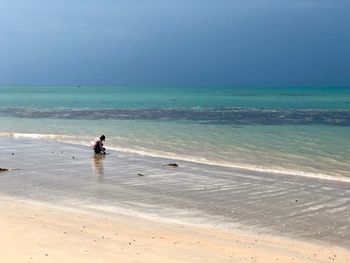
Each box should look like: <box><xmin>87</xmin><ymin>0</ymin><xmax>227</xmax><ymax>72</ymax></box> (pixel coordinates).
<box><xmin>91</xmin><ymin>154</ymin><xmax>105</xmax><ymax>180</ymax></box>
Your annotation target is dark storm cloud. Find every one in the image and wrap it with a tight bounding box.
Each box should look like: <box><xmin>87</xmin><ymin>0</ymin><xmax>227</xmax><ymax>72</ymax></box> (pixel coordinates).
<box><xmin>0</xmin><ymin>0</ymin><xmax>349</xmax><ymax>86</ymax></box>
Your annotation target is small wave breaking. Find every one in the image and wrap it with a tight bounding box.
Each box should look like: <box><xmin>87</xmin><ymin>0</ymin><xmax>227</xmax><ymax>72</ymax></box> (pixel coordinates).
<box><xmin>1</xmin><ymin>132</ymin><xmax>350</xmax><ymax>183</ymax></box>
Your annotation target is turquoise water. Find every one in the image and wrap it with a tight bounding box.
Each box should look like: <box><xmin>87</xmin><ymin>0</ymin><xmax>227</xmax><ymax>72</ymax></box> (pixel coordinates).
<box><xmin>1</xmin><ymin>86</ymin><xmax>350</xmax><ymax>179</ymax></box>
<box><xmin>1</xmin><ymin>86</ymin><xmax>350</xmax><ymax>109</ymax></box>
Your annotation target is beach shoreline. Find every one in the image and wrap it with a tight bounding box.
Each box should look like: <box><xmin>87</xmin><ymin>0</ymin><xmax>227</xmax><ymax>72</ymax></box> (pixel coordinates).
<box><xmin>1</xmin><ymin>137</ymin><xmax>350</xmax><ymax>262</ymax></box>
<box><xmin>1</xmin><ymin>130</ymin><xmax>350</xmax><ymax>183</ymax></box>
<box><xmin>1</xmin><ymin>196</ymin><xmax>349</xmax><ymax>263</ymax></box>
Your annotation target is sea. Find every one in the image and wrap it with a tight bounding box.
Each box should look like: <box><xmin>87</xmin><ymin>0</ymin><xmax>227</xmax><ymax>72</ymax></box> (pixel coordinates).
<box><xmin>1</xmin><ymin>86</ymin><xmax>350</xmax><ymax>180</ymax></box>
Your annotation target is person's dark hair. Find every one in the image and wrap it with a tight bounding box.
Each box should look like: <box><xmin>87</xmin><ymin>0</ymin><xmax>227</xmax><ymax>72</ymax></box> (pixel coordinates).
<box><xmin>100</xmin><ymin>135</ymin><xmax>106</xmax><ymax>141</ymax></box>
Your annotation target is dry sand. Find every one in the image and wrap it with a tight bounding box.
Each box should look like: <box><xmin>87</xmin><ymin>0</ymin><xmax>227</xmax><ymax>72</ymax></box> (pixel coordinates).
<box><xmin>0</xmin><ymin>198</ymin><xmax>349</xmax><ymax>263</ymax></box>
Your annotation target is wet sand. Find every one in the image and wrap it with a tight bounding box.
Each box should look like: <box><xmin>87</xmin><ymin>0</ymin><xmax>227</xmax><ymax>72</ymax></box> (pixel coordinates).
<box><xmin>0</xmin><ymin>137</ymin><xmax>350</xmax><ymax>262</ymax></box>
<box><xmin>1</xmin><ymin>197</ymin><xmax>350</xmax><ymax>263</ymax></box>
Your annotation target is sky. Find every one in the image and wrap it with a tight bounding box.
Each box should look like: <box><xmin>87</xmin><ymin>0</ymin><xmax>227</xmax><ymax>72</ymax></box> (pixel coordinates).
<box><xmin>0</xmin><ymin>0</ymin><xmax>349</xmax><ymax>87</ymax></box>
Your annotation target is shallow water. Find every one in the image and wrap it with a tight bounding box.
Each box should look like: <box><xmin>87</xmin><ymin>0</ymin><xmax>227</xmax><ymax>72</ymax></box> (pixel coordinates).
<box><xmin>1</xmin><ymin>138</ymin><xmax>350</xmax><ymax>248</ymax></box>
<box><xmin>1</xmin><ymin>86</ymin><xmax>350</xmax><ymax>179</ymax></box>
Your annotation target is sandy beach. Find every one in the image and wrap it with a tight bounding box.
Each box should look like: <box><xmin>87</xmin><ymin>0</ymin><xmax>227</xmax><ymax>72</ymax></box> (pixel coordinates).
<box><xmin>1</xmin><ymin>137</ymin><xmax>350</xmax><ymax>262</ymax></box>
<box><xmin>2</xmin><ymin>0</ymin><xmax>350</xmax><ymax>260</ymax></box>
<box><xmin>1</xmin><ymin>197</ymin><xmax>350</xmax><ymax>263</ymax></box>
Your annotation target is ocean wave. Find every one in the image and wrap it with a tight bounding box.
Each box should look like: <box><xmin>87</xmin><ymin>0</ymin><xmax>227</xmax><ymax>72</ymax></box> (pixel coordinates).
<box><xmin>0</xmin><ymin>132</ymin><xmax>76</xmax><ymax>141</ymax></box>
<box><xmin>1</xmin><ymin>132</ymin><xmax>350</xmax><ymax>183</ymax></box>
<box><xmin>106</xmin><ymin>146</ymin><xmax>350</xmax><ymax>182</ymax></box>
<box><xmin>0</xmin><ymin>107</ymin><xmax>350</xmax><ymax>126</ymax></box>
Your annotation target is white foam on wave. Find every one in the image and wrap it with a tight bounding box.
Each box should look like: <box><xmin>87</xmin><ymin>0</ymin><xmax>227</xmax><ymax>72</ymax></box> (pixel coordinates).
<box><xmin>0</xmin><ymin>132</ymin><xmax>85</xmax><ymax>150</ymax></box>
<box><xmin>105</xmin><ymin>145</ymin><xmax>350</xmax><ymax>183</ymax></box>
<box><xmin>1</xmin><ymin>132</ymin><xmax>350</xmax><ymax>183</ymax></box>
<box><xmin>0</xmin><ymin>132</ymin><xmax>73</xmax><ymax>140</ymax></box>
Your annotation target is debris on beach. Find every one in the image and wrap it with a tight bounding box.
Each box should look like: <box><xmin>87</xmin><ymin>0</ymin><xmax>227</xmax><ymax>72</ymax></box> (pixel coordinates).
<box><xmin>163</xmin><ymin>163</ymin><xmax>179</xmax><ymax>167</ymax></box>
<box><xmin>137</xmin><ymin>173</ymin><xmax>144</xmax><ymax>176</ymax></box>
<box><xmin>0</xmin><ymin>168</ymin><xmax>20</xmax><ymax>172</ymax></box>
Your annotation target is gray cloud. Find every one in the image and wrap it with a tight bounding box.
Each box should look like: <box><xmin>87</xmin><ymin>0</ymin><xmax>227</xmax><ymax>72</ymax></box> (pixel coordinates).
<box><xmin>0</xmin><ymin>0</ymin><xmax>349</xmax><ymax>86</ymax></box>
